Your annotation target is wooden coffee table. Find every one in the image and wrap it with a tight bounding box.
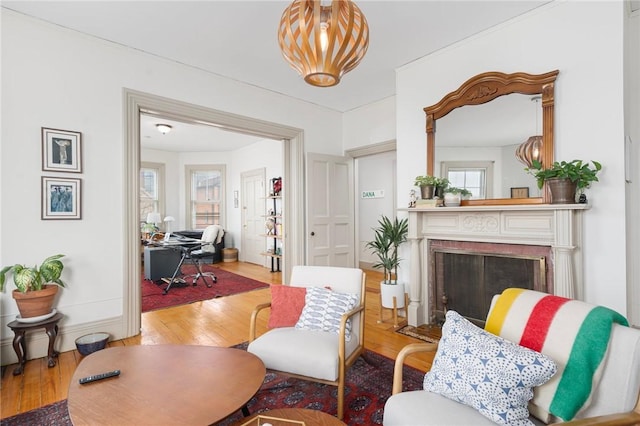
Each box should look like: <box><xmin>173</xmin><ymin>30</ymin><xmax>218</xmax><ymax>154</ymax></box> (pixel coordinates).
<box><xmin>68</xmin><ymin>345</ymin><xmax>265</xmax><ymax>425</ymax></box>
<box><xmin>237</xmin><ymin>408</ymin><xmax>347</xmax><ymax>425</ymax></box>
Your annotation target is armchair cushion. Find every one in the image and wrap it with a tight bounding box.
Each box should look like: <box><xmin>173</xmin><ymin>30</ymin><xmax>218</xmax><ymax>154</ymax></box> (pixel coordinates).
<box><xmin>247</xmin><ymin>327</ymin><xmax>361</xmax><ymax>381</ymax></box>
<box><xmin>295</xmin><ymin>286</ymin><xmax>359</xmax><ymax>341</ymax></box>
<box><xmin>268</xmin><ymin>285</ymin><xmax>307</xmax><ymax>329</ymax></box>
<box><xmin>424</xmin><ymin>311</ymin><xmax>557</xmax><ymax>426</ymax></box>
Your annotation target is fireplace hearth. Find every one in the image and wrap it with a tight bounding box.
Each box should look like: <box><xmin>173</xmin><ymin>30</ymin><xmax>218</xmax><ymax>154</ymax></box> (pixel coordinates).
<box><xmin>429</xmin><ymin>240</ymin><xmax>551</xmax><ymax>326</ymax></box>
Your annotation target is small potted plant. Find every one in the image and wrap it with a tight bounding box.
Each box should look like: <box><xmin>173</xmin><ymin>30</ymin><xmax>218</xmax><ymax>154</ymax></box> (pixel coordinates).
<box><xmin>414</xmin><ymin>176</ymin><xmax>449</xmax><ymax>199</ymax></box>
<box><xmin>0</xmin><ymin>254</ymin><xmax>66</xmax><ymax>319</ymax></box>
<box><xmin>442</xmin><ymin>186</ymin><xmax>469</xmax><ymax>207</ymax></box>
<box><xmin>526</xmin><ymin>159</ymin><xmax>602</xmax><ymax>204</ymax></box>
<box><xmin>366</xmin><ymin>216</ymin><xmax>408</xmax><ymax>309</ymax></box>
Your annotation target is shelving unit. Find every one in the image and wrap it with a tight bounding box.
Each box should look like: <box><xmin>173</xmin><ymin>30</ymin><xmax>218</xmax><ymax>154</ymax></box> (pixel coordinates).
<box><xmin>260</xmin><ymin>194</ymin><xmax>283</xmax><ymax>272</ymax></box>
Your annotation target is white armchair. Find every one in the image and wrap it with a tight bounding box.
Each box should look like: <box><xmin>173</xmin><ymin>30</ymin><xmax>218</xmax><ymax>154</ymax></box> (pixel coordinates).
<box><xmin>384</xmin><ymin>293</ymin><xmax>640</xmax><ymax>426</ymax></box>
<box><xmin>247</xmin><ymin>265</ymin><xmax>366</xmax><ymax>420</ymax></box>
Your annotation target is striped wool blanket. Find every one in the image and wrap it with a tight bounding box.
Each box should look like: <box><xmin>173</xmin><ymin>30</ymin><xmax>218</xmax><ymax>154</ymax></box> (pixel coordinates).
<box><xmin>485</xmin><ymin>288</ymin><xmax>628</xmax><ymax>421</ymax></box>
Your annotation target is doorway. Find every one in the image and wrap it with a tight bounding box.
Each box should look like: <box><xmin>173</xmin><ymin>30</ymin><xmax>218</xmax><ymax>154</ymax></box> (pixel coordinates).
<box><xmin>124</xmin><ymin>89</ymin><xmax>305</xmax><ymax>337</ymax></box>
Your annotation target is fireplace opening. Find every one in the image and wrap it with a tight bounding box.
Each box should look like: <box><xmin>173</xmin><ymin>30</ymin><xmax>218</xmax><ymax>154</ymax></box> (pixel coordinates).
<box><xmin>428</xmin><ymin>241</ymin><xmax>552</xmax><ymax>327</ymax></box>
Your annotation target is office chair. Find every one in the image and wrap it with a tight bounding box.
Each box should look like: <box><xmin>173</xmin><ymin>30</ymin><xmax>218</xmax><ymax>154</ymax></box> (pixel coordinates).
<box><xmin>186</xmin><ymin>225</ymin><xmax>224</xmax><ymax>287</ymax></box>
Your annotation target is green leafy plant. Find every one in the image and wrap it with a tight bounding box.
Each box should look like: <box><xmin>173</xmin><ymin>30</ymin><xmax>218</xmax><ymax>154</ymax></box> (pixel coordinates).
<box><xmin>443</xmin><ymin>186</ymin><xmax>471</xmax><ymax>196</ymax></box>
<box><xmin>0</xmin><ymin>255</ymin><xmax>66</xmax><ymax>293</ymax></box>
<box><xmin>414</xmin><ymin>175</ymin><xmax>439</xmax><ymax>187</ymax></box>
<box><xmin>526</xmin><ymin>159</ymin><xmax>602</xmax><ymax>190</ymax></box>
<box><xmin>366</xmin><ymin>216</ymin><xmax>408</xmax><ymax>284</ymax></box>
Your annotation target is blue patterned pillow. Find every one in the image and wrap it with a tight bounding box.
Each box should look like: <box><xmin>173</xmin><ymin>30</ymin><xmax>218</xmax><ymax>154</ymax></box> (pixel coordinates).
<box><xmin>295</xmin><ymin>286</ymin><xmax>359</xmax><ymax>341</ymax></box>
<box><xmin>423</xmin><ymin>311</ymin><xmax>557</xmax><ymax>426</ymax></box>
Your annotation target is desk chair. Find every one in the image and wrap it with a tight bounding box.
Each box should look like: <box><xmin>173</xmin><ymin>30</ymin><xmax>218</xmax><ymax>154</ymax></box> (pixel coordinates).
<box><xmin>185</xmin><ymin>225</ymin><xmax>224</xmax><ymax>287</ymax></box>
<box><xmin>162</xmin><ymin>225</ymin><xmax>224</xmax><ymax>294</ymax></box>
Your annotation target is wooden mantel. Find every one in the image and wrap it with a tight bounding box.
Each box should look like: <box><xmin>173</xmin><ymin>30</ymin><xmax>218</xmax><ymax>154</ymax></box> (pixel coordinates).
<box><xmin>400</xmin><ymin>204</ymin><xmax>589</xmax><ymax>327</ymax></box>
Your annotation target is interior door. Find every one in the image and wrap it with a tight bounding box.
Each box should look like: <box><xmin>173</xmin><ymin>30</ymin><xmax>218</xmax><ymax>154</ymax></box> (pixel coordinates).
<box><xmin>241</xmin><ymin>168</ymin><xmax>266</xmax><ymax>265</ymax></box>
<box><xmin>306</xmin><ymin>153</ymin><xmax>355</xmax><ymax>266</ymax></box>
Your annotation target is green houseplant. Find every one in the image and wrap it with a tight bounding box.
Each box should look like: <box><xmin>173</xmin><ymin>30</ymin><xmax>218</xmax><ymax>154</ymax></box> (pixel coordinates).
<box><xmin>366</xmin><ymin>216</ymin><xmax>408</xmax><ymax>310</ymax></box>
<box><xmin>414</xmin><ymin>176</ymin><xmax>449</xmax><ymax>199</ymax></box>
<box><xmin>526</xmin><ymin>159</ymin><xmax>602</xmax><ymax>204</ymax></box>
<box><xmin>0</xmin><ymin>254</ymin><xmax>66</xmax><ymax>318</ymax></box>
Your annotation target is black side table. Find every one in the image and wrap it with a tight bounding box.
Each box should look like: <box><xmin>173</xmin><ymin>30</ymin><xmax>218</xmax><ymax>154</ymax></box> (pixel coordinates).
<box><xmin>6</xmin><ymin>312</ymin><xmax>63</xmax><ymax>375</ymax></box>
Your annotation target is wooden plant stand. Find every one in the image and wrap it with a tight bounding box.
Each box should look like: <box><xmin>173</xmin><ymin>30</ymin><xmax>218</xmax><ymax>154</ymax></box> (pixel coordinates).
<box><xmin>378</xmin><ymin>293</ymin><xmax>409</xmax><ymax>328</ymax></box>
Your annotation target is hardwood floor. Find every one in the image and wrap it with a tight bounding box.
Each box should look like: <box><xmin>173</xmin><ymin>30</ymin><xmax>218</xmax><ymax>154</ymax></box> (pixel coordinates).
<box><xmin>0</xmin><ymin>262</ymin><xmax>435</xmax><ymax>418</ymax></box>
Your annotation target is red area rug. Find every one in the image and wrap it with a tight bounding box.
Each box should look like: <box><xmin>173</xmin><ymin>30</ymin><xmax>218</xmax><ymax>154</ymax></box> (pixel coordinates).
<box><xmin>0</xmin><ymin>347</ymin><xmax>425</xmax><ymax>425</ymax></box>
<box><xmin>142</xmin><ymin>265</ymin><xmax>269</xmax><ymax>312</ymax></box>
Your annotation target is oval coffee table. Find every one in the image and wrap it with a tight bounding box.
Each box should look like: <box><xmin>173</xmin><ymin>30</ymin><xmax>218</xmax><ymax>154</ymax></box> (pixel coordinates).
<box><xmin>68</xmin><ymin>345</ymin><xmax>265</xmax><ymax>425</ymax></box>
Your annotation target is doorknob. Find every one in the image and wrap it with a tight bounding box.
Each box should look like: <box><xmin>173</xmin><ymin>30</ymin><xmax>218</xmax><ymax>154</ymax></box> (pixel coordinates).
<box><xmin>310</xmin><ymin>232</ymin><xmax>315</xmax><ymax>236</ymax></box>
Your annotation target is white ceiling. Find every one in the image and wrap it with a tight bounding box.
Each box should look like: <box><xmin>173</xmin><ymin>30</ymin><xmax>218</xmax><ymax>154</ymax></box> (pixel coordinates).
<box><xmin>3</xmin><ymin>0</ymin><xmax>549</xmax><ymax>151</ymax></box>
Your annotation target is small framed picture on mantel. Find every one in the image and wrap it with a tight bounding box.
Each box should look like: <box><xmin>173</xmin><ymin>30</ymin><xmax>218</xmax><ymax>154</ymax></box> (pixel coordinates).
<box><xmin>42</xmin><ymin>127</ymin><xmax>82</xmax><ymax>173</ymax></box>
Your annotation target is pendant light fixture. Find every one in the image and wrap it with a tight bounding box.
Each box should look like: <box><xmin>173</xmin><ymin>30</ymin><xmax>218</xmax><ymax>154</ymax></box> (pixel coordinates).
<box><xmin>278</xmin><ymin>0</ymin><xmax>369</xmax><ymax>87</ymax></box>
<box><xmin>515</xmin><ymin>96</ymin><xmax>542</xmax><ymax>168</ymax></box>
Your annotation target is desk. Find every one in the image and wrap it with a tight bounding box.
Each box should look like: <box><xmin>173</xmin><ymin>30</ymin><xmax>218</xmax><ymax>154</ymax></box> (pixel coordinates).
<box><xmin>68</xmin><ymin>345</ymin><xmax>266</xmax><ymax>425</ymax></box>
<box><xmin>147</xmin><ymin>236</ymin><xmax>202</xmax><ymax>294</ymax></box>
<box><xmin>7</xmin><ymin>312</ymin><xmax>63</xmax><ymax>375</ymax></box>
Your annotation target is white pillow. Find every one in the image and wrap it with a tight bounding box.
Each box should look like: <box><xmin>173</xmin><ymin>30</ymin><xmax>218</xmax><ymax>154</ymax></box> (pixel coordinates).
<box><xmin>294</xmin><ymin>286</ymin><xmax>359</xmax><ymax>341</ymax></box>
<box><xmin>423</xmin><ymin>311</ymin><xmax>557</xmax><ymax>426</ymax></box>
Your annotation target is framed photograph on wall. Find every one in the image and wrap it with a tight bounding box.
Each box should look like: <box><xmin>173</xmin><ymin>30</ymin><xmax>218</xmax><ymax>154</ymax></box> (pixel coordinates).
<box><xmin>42</xmin><ymin>127</ymin><xmax>82</xmax><ymax>173</ymax></box>
<box><xmin>42</xmin><ymin>176</ymin><xmax>82</xmax><ymax>220</ymax></box>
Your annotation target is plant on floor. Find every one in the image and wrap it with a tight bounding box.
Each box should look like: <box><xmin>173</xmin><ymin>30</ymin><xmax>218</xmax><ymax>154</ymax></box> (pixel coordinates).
<box><xmin>0</xmin><ymin>254</ymin><xmax>66</xmax><ymax>293</ymax></box>
<box><xmin>366</xmin><ymin>216</ymin><xmax>408</xmax><ymax>284</ymax></box>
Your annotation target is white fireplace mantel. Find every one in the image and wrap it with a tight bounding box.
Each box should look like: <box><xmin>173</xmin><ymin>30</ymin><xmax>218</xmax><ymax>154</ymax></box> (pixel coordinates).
<box><xmin>401</xmin><ymin>204</ymin><xmax>589</xmax><ymax>326</ymax></box>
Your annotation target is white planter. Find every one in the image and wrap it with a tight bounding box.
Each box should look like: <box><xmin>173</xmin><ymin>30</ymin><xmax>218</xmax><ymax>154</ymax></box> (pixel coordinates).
<box><xmin>380</xmin><ymin>281</ymin><xmax>406</xmax><ymax>308</ymax></box>
<box><xmin>444</xmin><ymin>193</ymin><xmax>461</xmax><ymax>207</ymax></box>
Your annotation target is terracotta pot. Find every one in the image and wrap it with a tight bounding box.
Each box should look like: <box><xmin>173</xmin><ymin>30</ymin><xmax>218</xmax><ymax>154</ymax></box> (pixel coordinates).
<box><xmin>547</xmin><ymin>177</ymin><xmax>577</xmax><ymax>204</ymax></box>
<box><xmin>12</xmin><ymin>285</ymin><xmax>58</xmax><ymax>318</ymax></box>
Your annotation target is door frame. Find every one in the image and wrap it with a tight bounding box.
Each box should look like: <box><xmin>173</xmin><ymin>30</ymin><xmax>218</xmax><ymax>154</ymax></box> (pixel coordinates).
<box><xmin>123</xmin><ymin>89</ymin><xmax>304</xmax><ymax>336</ymax></box>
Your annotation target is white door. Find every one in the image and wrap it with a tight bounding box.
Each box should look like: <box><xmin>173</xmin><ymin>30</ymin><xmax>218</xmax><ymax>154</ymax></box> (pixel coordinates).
<box><xmin>241</xmin><ymin>168</ymin><xmax>266</xmax><ymax>266</ymax></box>
<box><xmin>306</xmin><ymin>153</ymin><xmax>355</xmax><ymax>266</ymax></box>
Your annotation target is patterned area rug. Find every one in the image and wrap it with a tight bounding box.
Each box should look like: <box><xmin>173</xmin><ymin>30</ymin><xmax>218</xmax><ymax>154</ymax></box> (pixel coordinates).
<box><xmin>395</xmin><ymin>324</ymin><xmax>442</xmax><ymax>344</ymax></box>
<box><xmin>142</xmin><ymin>265</ymin><xmax>270</xmax><ymax>312</ymax></box>
<box><xmin>1</xmin><ymin>348</ymin><xmax>425</xmax><ymax>426</ymax></box>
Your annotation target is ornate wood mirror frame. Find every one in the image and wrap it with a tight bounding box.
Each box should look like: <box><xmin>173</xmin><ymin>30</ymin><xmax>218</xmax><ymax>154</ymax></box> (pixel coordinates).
<box><xmin>424</xmin><ymin>70</ymin><xmax>559</xmax><ymax>205</ymax></box>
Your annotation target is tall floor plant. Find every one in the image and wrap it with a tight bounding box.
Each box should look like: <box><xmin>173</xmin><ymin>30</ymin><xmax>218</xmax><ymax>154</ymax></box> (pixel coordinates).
<box><xmin>366</xmin><ymin>216</ymin><xmax>408</xmax><ymax>284</ymax></box>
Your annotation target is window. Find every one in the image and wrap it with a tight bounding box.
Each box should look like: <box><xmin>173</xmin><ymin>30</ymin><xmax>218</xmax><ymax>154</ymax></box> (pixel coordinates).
<box><xmin>441</xmin><ymin>161</ymin><xmax>494</xmax><ymax>199</ymax></box>
<box><xmin>186</xmin><ymin>164</ymin><xmax>226</xmax><ymax>229</ymax></box>
<box><xmin>140</xmin><ymin>162</ymin><xmax>165</xmax><ymax>223</ymax></box>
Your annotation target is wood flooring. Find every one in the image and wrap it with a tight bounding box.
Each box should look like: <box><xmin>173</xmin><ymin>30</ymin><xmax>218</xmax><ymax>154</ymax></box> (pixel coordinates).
<box><xmin>0</xmin><ymin>262</ymin><xmax>436</xmax><ymax>418</ymax></box>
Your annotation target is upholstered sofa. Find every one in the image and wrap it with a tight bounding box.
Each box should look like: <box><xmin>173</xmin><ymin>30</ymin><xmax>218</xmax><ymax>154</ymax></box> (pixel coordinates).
<box><xmin>384</xmin><ymin>291</ymin><xmax>640</xmax><ymax>425</ymax></box>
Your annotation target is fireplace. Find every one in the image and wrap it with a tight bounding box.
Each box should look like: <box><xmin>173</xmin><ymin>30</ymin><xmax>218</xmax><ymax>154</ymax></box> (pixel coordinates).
<box><xmin>404</xmin><ymin>204</ymin><xmax>588</xmax><ymax>327</ymax></box>
<box><xmin>429</xmin><ymin>240</ymin><xmax>553</xmax><ymax>326</ymax></box>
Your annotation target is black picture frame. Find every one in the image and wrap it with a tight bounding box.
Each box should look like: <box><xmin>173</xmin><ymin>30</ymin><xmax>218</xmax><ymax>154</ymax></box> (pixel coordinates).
<box><xmin>42</xmin><ymin>127</ymin><xmax>83</xmax><ymax>173</ymax></box>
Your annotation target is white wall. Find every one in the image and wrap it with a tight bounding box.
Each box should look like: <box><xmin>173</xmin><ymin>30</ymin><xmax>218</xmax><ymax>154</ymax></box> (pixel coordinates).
<box><xmin>0</xmin><ymin>10</ymin><xmax>341</xmax><ymax>355</ymax></box>
<box><xmin>357</xmin><ymin>151</ymin><xmax>397</xmax><ymax>266</ymax></box>
<box><xmin>394</xmin><ymin>2</ymin><xmax>628</xmax><ymax>314</ymax></box>
<box><xmin>343</xmin><ymin>96</ymin><xmax>396</xmax><ymax>151</ymax></box>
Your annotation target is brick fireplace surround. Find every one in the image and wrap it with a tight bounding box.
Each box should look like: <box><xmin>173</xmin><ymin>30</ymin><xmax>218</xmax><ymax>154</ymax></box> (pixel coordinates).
<box><xmin>403</xmin><ymin>204</ymin><xmax>589</xmax><ymax>327</ymax></box>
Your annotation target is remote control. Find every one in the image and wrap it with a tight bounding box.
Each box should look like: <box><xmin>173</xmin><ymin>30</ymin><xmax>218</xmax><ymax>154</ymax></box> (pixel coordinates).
<box><xmin>79</xmin><ymin>370</ymin><xmax>121</xmax><ymax>384</ymax></box>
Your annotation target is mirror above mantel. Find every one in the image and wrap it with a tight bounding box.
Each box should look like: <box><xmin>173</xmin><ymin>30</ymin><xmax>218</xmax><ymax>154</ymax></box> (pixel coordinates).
<box><xmin>424</xmin><ymin>70</ymin><xmax>559</xmax><ymax>205</ymax></box>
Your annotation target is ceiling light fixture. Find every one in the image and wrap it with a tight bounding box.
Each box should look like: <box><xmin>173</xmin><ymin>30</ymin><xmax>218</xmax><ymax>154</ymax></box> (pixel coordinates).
<box><xmin>278</xmin><ymin>0</ymin><xmax>369</xmax><ymax>87</ymax></box>
<box><xmin>156</xmin><ymin>124</ymin><xmax>173</xmax><ymax>134</ymax></box>
<box><xmin>515</xmin><ymin>96</ymin><xmax>542</xmax><ymax>168</ymax></box>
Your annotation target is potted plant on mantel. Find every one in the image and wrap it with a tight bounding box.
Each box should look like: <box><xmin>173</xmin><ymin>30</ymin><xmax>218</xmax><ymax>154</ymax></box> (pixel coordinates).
<box><xmin>442</xmin><ymin>186</ymin><xmax>472</xmax><ymax>207</ymax></box>
<box><xmin>366</xmin><ymin>216</ymin><xmax>408</xmax><ymax>310</ymax></box>
<box><xmin>0</xmin><ymin>254</ymin><xmax>66</xmax><ymax>319</ymax></box>
<box><xmin>414</xmin><ymin>175</ymin><xmax>450</xmax><ymax>199</ymax></box>
<box><xmin>526</xmin><ymin>159</ymin><xmax>602</xmax><ymax>204</ymax></box>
